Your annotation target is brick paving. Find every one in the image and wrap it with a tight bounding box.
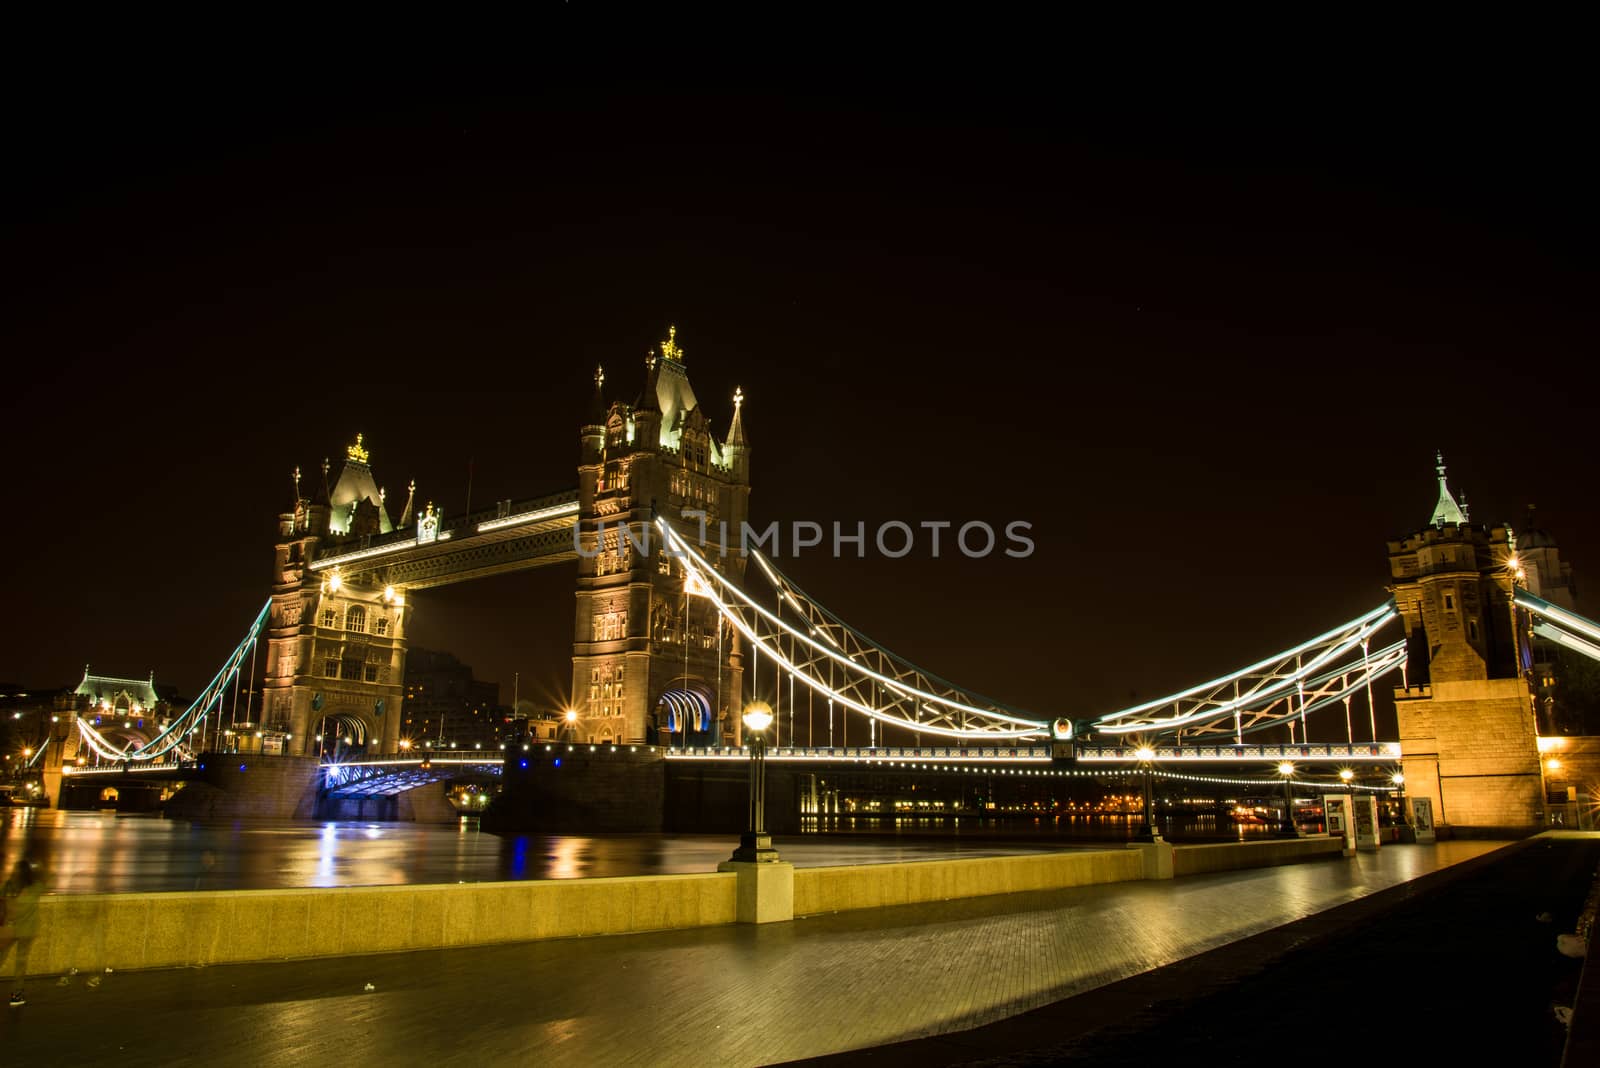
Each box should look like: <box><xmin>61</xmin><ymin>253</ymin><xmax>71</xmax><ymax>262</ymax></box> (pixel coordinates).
<box><xmin>0</xmin><ymin>841</ymin><xmax>1503</xmax><ymax>1066</ymax></box>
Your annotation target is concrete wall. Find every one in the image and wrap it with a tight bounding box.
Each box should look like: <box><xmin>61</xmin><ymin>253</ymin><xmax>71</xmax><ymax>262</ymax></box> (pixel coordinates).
<box><xmin>3</xmin><ymin>837</ymin><xmax>1366</xmax><ymax>976</ymax></box>
<box><xmin>792</xmin><ymin>849</ymin><xmax>1140</xmax><ymax>916</ymax></box>
<box><xmin>5</xmin><ymin>872</ymin><xmax>738</xmax><ymax>977</ymax></box>
<box><xmin>1171</xmin><ymin>837</ymin><xmax>1343</xmax><ymax>876</ymax></box>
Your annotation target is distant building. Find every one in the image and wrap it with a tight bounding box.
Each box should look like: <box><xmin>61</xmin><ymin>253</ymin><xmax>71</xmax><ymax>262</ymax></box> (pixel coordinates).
<box><xmin>401</xmin><ymin>648</ymin><xmax>506</xmax><ymax>751</ymax></box>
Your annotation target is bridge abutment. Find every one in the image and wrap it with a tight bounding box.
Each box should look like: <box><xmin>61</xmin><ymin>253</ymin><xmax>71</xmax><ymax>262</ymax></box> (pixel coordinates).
<box><xmin>162</xmin><ymin>754</ymin><xmax>322</xmax><ymax>820</ymax></box>
<box><xmin>1388</xmin><ymin>499</ymin><xmax>1546</xmax><ymax>833</ymax></box>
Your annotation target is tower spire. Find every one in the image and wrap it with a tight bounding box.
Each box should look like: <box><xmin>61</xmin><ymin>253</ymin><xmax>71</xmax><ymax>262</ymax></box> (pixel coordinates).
<box><xmin>659</xmin><ymin>324</ymin><xmax>684</xmax><ymax>364</ymax></box>
<box><xmin>1429</xmin><ymin>450</ymin><xmax>1467</xmax><ymax>527</ymax></box>
<box><xmin>399</xmin><ymin>479</ymin><xmax>416</xmax><ymax>528</ymax></box>
<box><xmin>727</xmin><ymin>386</ymin><xmax>748</xmax><ymax>447</ymax></box>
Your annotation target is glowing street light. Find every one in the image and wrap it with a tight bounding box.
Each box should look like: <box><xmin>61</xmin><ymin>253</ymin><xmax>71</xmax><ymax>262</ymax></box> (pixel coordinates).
<box><xmin>727</xmin><ymin>701</ymin><xmax>781</xmax><ymax>863</ymax></box>
<box><xmin>1339</xmin><ymin>768</ymin><xmax>1355</xmax><ymax>783</ymax></box>
<box><xmin>1277</xmin><ymin>761</ymin><xmax>1300</xmax><ymax>838</ymax></box>
<box><xmin>1133</xmin><ymin>746</ymin><xmax>1160</xmax><ymax>842</ymax></box>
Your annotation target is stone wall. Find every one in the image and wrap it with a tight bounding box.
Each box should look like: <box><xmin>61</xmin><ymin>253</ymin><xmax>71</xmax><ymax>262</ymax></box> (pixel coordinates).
<box><xmin>161</xmin><ymin>755</ymin><xmax>322</xmax><ymax>821</ymax></box>
<box><xmin>484</xmin><ymin>746</ymin><xmax>666</xmax><ymax>832</ymax></box>
<box><xmin>1396</xmin><ymin>677</ymin><xmax>1544</xmax><ymax>830</ymax></box>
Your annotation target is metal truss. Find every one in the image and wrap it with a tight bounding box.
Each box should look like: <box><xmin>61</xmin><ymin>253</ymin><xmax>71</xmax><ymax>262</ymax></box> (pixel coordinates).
<box><xmin>76</xmin><ymin>601</ymin><xmax>272</xmax><ymax>763</ymax></box>
<box><xmin>659</xmin><ymin>518</ymin><xmax>1050</xmax><ymax>740</ymax></box>
<box><xmin>1091</xmin><ymin>603</ymin><xmax>1402</xmax><ymax>740</ymax></box>
<box><xmin>1517</xmin><ymin>588</ymin><xmax>1600</xmax><ymax>664</ymax></box>
<box><xmin>321</xmin><ymin>758</ymin><xmax>502</xmax><ymax>798</ymax></box>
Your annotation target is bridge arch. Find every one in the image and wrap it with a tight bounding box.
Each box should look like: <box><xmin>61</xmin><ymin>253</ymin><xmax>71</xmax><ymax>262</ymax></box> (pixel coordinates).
<box><xmin>316</xmin><ymin>712</ymin><xmax>375</xmax><ymax>757</ymax></box>
<box><xmin>652</xmin><ymin>681</ymin><xmax>717</xmax><ymax>745</ymax></box>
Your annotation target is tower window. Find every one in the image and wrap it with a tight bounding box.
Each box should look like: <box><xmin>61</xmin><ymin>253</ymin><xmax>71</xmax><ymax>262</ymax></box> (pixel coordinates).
<box><xmin>1443</xmin><ymin>593</ymin><xmax>1454</xmax><ymax>611</ymax></box>
<box><xmin>374</xmin><ymin>617</ymin><xmax>389</xmax><ymax>637</ymax></box>
<box><xmin>1468</xmin><ymin>620</ymin><xmax>1479</xmax><ymax>641</ymax></box>
<box><xmin>321</xmin><ymin>608</ymin><xmax>339</xmax><ymax>629</ymax></box>
<box><xmin>346</xmin><ymin>606</ymin><xmax>367</xmax><ymax>633</ymax></box>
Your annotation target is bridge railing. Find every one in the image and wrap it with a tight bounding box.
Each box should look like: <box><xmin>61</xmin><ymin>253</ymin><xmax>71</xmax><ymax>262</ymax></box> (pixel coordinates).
<box><xmin>666</xmin><ymin>746</ymin><xmax>1054</xmax><ymax>761</ymax></box>
<box><xmin>62</xmin><ymin>759</ymin><xmax>199</xmax><ymax>776</ymax></box>
<box><xmin>1074</xmin><ymin>741</ymin><xmax>1402</xmax><ymax>762</ymax></box>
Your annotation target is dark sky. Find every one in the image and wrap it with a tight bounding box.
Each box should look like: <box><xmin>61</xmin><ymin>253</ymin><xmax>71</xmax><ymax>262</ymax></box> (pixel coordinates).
<box><xmin>2</xmin><ymin>36</ymin><xmax>1592</xmax><ymax>737</ymax></box>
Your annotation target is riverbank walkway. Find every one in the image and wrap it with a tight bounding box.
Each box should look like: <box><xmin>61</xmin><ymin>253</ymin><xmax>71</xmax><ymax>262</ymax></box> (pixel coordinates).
<box><xmin>0</xmin><ymin>840</ymin><xmax>1505</xmax><ymax>1066</ymax></box>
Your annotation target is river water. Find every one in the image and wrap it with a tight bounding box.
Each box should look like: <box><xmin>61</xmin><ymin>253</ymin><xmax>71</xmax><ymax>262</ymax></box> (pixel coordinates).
<box><xmin>0</xmin><ymin>808</ymin><xmax>1303</xmax><ymax>895</ymax></box>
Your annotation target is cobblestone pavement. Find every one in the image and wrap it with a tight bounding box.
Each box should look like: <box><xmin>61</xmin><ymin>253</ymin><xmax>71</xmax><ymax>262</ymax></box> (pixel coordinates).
<box><xmin>0</xmin><ymin>841</ymin><xmax>1504</xmax><ymax>1066</ymax></box>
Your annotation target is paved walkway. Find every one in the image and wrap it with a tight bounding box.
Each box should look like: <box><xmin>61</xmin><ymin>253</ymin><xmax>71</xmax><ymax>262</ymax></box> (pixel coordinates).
<box><xmin>0</xmin><ymin>841</ymin><xmax>1505</xmax><ymax>1066</ymax></box>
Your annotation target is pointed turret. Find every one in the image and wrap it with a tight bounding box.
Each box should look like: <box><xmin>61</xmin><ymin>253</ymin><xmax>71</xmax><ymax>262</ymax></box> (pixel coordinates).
<box><xmin>1429</xmin><ymin>451</ymin><xmax>1467</xmax><ymax>527</ymax></box>
<box><xmin>632</xmin><ymin>346</ymin><xmax>663</xmax><ymax>451</ymax></box>
<box><xmin>726</xmin><ymin>386</ymin><xmax>747</xmax><ymax>447</ymax></box>
<box><xmin>587</xmin><ymin>364</ymin><xmax>608</xmax><ymax>426</ymax></box>
<box><xmin>327</xmin><ymin>434</ymin><xmax>395</xmax><ymax>535</ymax></box>
<box><xmin>398</xmin><ymin>479</ymin><xmax>417</xmax><ymax>529</ymax></box>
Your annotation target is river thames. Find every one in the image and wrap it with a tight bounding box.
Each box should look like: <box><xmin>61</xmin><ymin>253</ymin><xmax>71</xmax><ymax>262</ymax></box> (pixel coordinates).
<box><xmin>0</xmin><ymin>809</ymin><xmax>1098</xmax><ymax>893</ymax></box>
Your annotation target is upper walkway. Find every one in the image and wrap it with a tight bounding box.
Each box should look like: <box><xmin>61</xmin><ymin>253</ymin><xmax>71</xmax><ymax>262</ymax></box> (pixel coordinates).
<box><xmin>0</xmin><ymin>839</ymin><xmax>1504</xmax><ymax>1066</ymax></box>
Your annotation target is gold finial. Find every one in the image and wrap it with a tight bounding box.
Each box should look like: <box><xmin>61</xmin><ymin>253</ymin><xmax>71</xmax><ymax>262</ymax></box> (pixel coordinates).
<box><xmin>659</xmin><ymin>324</ymin><xmax>684</xmax><ymax>363</ymax></box>
<box><xmin>595</xmin><ymin>364</ymin><xmax>605</xmax><ymax>390</ymax></box>
<box><xmin>292</xmin><ymin>466</ymin><xmax>302</xmax><ymax>498</ymax></box>
<box><xmin>346</xmin><ymin>434</ymin><xmax>370</xmax><ymax>464</ymax></box>
<box><xmin>733</xmin><ymin>386</ymin><xmax>744</xmax><ymax>411</ymax></box>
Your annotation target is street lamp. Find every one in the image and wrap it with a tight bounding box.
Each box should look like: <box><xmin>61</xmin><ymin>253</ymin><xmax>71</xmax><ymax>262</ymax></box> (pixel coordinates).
<box><xmin>728</xmin><ymin>701</ymin><xmax>781</xmax><ymax>863</ymax></box>
<box><xmin>1277</xmin><ymin>761</ymin><xmax>1301</xmax><ymax>837</ymax></box>
<box><xmin>564</xmin><ymin>708</ymin><xmax>578</xmax><ymax>743</ymax></box>
<box><xmin>1133</xmin><ymin>745</ymin><xmax>1161</xmax><ymax>841</ymax></box>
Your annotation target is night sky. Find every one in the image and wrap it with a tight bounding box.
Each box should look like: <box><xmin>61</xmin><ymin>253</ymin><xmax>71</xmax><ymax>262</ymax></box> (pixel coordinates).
<box><xmin>2</xmin><ymin>40</ymin><xmax>1591</xmax><ymax>739</ymax></box>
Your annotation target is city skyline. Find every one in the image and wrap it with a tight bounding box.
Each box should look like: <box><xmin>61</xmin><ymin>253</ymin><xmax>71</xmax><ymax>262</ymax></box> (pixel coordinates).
<box><xmin>2</xmin><ymin>66</ymin><xmax>1590</xmax><ymax>729</ymax></box>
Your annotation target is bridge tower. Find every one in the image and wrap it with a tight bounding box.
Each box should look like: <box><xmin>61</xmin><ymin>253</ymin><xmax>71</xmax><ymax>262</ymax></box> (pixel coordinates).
<box><xmin>574</xmin><ymin>327</ymin><xmax>750</xmax><ymax>747</ymax></box>
<box><xmin>1387</xmin><ymin>453</ymin><xmax>1542</xmax><ymax>831</ymax></box>
<box><xmin>261</xmin><ymin>438</ymin><xmax>410</xmax><ymax>758</ymax></box>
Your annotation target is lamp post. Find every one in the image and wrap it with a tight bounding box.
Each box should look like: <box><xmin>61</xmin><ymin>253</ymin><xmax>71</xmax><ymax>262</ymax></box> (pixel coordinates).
<box><xmin>728</xmin><ymin>700</ymin><xmax>781</xmax><ymax>863</ymax></box>
<box><xmin>1277</xmin><ymin>761</ymin><xmax>1301</xmax><ymax>837</ymax></box>
<box><xmin>564</xmin><ymin>708</ymin><xmax>578</xmax><ymax>743</ymax></box>
<box><xmin>1133</xmin><ymin>746</ymin><xmax>1161</xmax><ymax>841</ymax></box>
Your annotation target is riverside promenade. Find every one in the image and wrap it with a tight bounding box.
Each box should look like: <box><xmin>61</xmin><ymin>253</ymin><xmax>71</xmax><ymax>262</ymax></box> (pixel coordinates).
<box><xmin>0</xmin><ymin>840</ymin><xmax>1504</xmax><ymax>1065</ymax></box>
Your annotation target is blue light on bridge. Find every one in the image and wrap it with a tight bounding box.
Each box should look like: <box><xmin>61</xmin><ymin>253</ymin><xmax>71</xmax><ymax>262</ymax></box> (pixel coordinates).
<box><xmin>553</xmin><ymin>758</ymin><xmax>562</xmax><ymax>768</ymax></box>
<box><xmin>239</xmin><ymin>764</ymin><xmax>247</xmax><ymax>772</ymax></box>
<box><xmin>520</xmin><ymin>760</ymin><xmax>529</xmax><ymax>769</ymax></box>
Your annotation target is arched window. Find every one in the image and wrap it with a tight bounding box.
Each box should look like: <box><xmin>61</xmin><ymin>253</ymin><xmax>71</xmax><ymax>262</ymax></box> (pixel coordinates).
<box><xmin>346</xmin><ymin>606</ymin><xmax>367</xmax><ymax>633</ymax></box>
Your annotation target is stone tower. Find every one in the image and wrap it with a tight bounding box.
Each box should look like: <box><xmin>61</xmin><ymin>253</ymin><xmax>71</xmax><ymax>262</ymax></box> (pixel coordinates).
<box><xmin>1388</xmin><ymin>453</ymin><xmax>1542</xmax><ymax>830</ymax></box>
<box><xmin>573</xmin><ymin>327</ymin><xmax>750</xmax><ymax>746</ymax></box>
<box><xmin>261</xmin><ymin>437</ymin><xmax>410</xmax><ymax>758</ymax></box>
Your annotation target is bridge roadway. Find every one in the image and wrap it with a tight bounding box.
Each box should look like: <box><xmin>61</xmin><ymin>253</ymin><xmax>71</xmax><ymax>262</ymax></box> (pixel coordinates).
<box><xmin>0</xmin><ymin>840</ymin><xmax>1504</xmax><ymax>1066</ymax></box>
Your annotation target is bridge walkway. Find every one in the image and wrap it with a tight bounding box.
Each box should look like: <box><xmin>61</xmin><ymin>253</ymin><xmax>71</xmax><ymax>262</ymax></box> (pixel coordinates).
<box><xmin>0</xmin><ymin>840</ymin><xmax>1504</xmax><ymax>1066</ymax></box>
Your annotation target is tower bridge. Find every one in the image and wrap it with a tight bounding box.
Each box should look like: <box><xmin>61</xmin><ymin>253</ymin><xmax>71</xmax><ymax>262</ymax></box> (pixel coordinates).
<box><xmin>32</xmin><ymin>332</ymin><xmax>1600</xmax><ymax>834</ymax></box>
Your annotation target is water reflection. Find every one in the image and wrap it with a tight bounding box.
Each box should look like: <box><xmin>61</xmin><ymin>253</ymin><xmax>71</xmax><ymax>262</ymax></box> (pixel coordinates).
<box><xmin>0</xmin><ymin>809</ymin><xmax>1095</xmax><ymax>895</ymax></box>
